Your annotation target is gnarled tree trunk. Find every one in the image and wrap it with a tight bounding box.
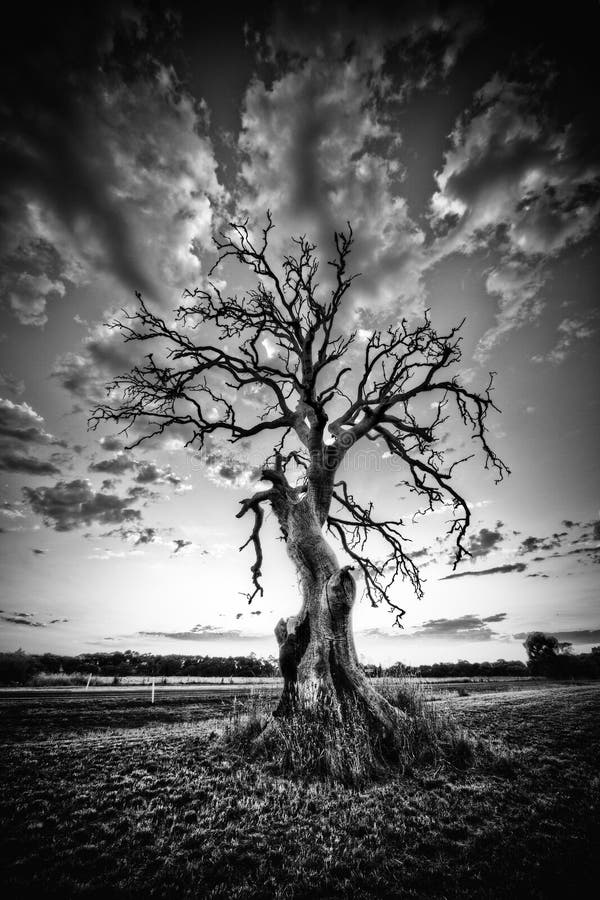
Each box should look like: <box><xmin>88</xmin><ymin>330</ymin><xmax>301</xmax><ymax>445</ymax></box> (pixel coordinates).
<box><xmin>272</xmin><ymin>489</ymin><xmax>404</xmax><ymax>743</ymax></box>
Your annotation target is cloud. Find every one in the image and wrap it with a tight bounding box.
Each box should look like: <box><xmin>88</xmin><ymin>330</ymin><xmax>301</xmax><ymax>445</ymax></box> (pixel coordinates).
<box><xmin>267</xmin><ymin>1</ymin><xmax>479</xmax><ymax>70</ymax></box>
<box><xmin>89</xmin><ymin>453</ymin><xmax>136</xmax><ymax>476</ymax></box>
<box><xmin>518</xmin><ymin>533</ymin><xmax>564</xmax><ymax>554</ymax></box>
<box><xmin>0</xmin><ymin>454</ymin><xmax>61</xmax><ymax>476</ymax></box>
<box><xmin>0</xmin><ymin>397</ymin><xmax>66</xmax><ymax>475</ymax></box>
<box><xmin>203</xmin><ymin>445</ymin><xmax>261</xmax><ymax>489</ymax></box>
<box><xmin>440</xmin><ymin>562</ymin><xmax>527</xmax><ymax>580</ymax></box>
<box><xmin>134</xmin><ymin>463</ymin><xmax>181</xmax><ymax>487</ymax></box>
<box><xmin>99</xmin><ymin>436</ymin><xmax>124</xmax><ymax>452</ymax></box>
<box><xmin>23</xmin><ymin>478</ymin><xmax>142</xmax><ymax>531</ymax></box>
<box><xmin>412</xmin><ymin>612</ymin><xmax>507</xmax><ymax>640</ymax></box>
<box><xmin>0</xmin><ymin>501</ymin><xmax>25</xmax><ymax>519</ymax></box>
<box><xmin>532</xmin><ymin>315</ymin><xmax>597</xmax><ymax>365</ymax></box>
<box><xmin>1</xmin><ymin>614</ymin><xmax>45</xmax><ymax>627</ymax></box>
<box><xmin>0</xmin><ymin>398</ymin><xmax>62</xmax><ymax>446</ymax></box>
<box><xmin>1</xmin><ymin>7</ymin><xmax>225</xmax><ymax>327</ymax></box>
<box><xmin>101</xmin><ymin>525</ymin><xmax>160</xmax><ymax>546</ymax></box>
<box><xmin>237</xmin><ymin>26</ymin><xmax>436</xmax><ymax>319</ymax></box>
<box><xmin>430</xmin><ymin>74</ymin><xmax>600</xmax><ymax>359</ymax></box>
<box><xmin>467</xmin><ymin>526</ymin><xmax>504</xmax><ymax>558</ymax></box>
<box><xmin>137</xmin><ymin>625</ymin><xmax>256</xmax><ymax>642</ymax></box>
<box><xmin>514</xmin><ymin>630</ymin><xmax>600</xmax><ymax>645</ymax></box>
<box><xmin>0</xmin><ymin>611</ymin><xmax>68</xmax><ymax>628</ymax></box>
<box><xmin>0</xmin><ymin>370</ymin><xmax>25</xmax><ymax>397</ymax></box>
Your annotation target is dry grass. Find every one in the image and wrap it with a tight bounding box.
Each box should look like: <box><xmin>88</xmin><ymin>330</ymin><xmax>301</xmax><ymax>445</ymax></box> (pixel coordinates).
<box><xmin>1</xmin><ymin>683</ymin><xmax>599</xmax><ymax>898</ymax></box>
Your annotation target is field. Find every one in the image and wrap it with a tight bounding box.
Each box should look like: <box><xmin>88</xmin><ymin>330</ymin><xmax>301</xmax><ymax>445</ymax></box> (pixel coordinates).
<box><xmin>1</xmin><ymin>682</ymin><xmax>599</xmax><ymax>898</ymax></box>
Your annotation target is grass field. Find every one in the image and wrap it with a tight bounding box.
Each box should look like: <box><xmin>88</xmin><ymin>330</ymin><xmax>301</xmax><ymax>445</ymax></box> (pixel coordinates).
<box><xmin>1</xmin><ymin>682</ymin><xmax>599</xmax><ymax>898</ymax></box>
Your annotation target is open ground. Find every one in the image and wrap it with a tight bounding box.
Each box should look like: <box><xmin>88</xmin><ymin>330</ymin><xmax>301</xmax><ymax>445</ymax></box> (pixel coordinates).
<box><xmin>1</xmin><ymin>681</ymin><xmax>599</xmax><ymax>898</ymax></box>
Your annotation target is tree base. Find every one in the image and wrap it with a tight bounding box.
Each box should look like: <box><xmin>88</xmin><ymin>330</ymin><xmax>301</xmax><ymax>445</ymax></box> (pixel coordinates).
<box><xmin>222</xmin><ymin>677</ymin><xmax>476</xmax><ymax>786</ymax></box>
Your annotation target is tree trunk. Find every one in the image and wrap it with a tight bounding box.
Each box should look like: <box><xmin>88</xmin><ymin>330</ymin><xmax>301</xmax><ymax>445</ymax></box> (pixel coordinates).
<box><xmin>273</xmin><ymin>494</ymin><xmax>404</xmax><ymax>743</ymax></box>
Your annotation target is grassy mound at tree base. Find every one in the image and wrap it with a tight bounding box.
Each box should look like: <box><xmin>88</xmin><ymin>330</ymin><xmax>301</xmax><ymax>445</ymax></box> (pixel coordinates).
<box><xmin>223</xmin><ymin>679</ymin><xmax>479</xmax><ymax>786</ymax></box>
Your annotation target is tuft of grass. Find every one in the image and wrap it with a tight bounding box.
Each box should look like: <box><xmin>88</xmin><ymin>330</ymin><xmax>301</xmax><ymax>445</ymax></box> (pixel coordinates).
<box><xmin>379</xmin><ymin>676</ymin><xmax>477</xmax><ymax>772</ymax></box>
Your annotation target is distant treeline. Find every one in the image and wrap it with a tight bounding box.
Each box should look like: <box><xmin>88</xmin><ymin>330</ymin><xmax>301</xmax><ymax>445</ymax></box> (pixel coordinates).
<box><xmin>381</xmin><ymin>659</ymin><xmax>529</xmax><ymax>678</ymax></box>
<box><xmin>1</xmin><ymin>643</ymin><xmax>599</xmax><ymax>685</ymax></box>
<box><xmin>0</xmin><ymin>650</ymin><xmax>278</xmax><ymax>684</ymax></box>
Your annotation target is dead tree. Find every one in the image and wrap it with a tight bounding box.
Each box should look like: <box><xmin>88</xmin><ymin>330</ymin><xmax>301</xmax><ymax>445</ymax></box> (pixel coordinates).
<box><xmin>90</xmin><ymin>214</ymin><xmax>508</xmax><ymax>743</ymax></box>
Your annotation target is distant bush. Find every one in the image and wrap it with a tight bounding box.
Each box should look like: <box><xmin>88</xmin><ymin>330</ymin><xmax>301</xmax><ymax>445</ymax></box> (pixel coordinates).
<box><xmin>29</xmin><ymin>672</ymin><xmax>96</xmax><ymax>687</ymax></box>
<box><xmin>0</xmin><ymin>651</ymin><xmax>40</xmax><ymax>685</ymax></box>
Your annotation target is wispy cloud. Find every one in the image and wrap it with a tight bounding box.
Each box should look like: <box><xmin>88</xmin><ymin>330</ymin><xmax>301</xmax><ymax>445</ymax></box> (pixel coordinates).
<box><xmin>440</xmin><ymin>563</ymin><xmax>526</xmax><ymax>580</ymax></box>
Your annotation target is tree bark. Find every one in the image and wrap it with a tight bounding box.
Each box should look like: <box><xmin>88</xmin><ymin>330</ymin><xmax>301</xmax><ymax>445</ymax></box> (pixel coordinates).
<box><xmin>273</xmin><ymin>492</ymin><xmax>404</xmax><ymax>742</ymax></box>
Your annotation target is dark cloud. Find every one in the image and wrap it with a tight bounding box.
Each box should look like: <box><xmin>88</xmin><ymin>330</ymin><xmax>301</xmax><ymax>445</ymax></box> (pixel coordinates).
<box><xmin>440</xmin><ymin>563</ymin><xmax>526</xmax><ymax>580</ymax></box>
<box><xmin>89</xmin><ymin>453</ymin><xmax>136</xmax><ymax>475</ymax></box>
<box><xmin>514</xmin><ymin>630</ymin><xmax>600</xmax><ymax>645</ymax></box>
<box><xmin>137</xmin><ymin>626</ymin><xmax>255</xmax><ymax>642</ymax></box>
<box><xmin>412</xmin><ymin>613</ymin><xmax>507</xmax><ymax>641</ymax></box>
<box><xmin>23</xmin><ymin>478</ymin><xmax>142</xmax><ymax>531</ymax></box>
<box><xmin>1</xmin><ymin>614</ymin><xmax>45</xmax><ymax>627</ymax></box>
<box><xmin>126</xmin><ymin>485</ymin><xmax>157</xmax><ymax>502</ymax></box>
<box><xmin>0</xmin><ymin>453</ymin><xmax>61</xmax><ymax>475</ymax></box>
<box><xmin>519</xmin><ymin>534</ymin><xmax>564</xmax><ymax>554</ymax></box>
<box><xmin>0</xmin><ymin>610</ymin><xmax>68</xmax><ymax>627</ymax></box>
<box><xmin>89</xmin><ymin>450</ymin><xmax>182</xmax><ymax>492</ymax></box>
<box><xmin>410</xmin><ymin>548</ymin><xmax>429</xmax><ymax>559</ymax></box>
<box><xmin>172</xmin><ymin>539</ymin><xmax>192</xmax><ymax>555</ymax></box>
<box><xmin>0</xmin><ymin>398</ymin><xmax>62</xmax><ymax>445</ymax></box>
<box><xmin>0</xmin><ymin>397</ymin><xmax>65</xmax><ymax>474</ymax></box>
<box><xmin>134</xmin><ymin>463</ymin><xmax>181</xmax><ymax>486</ymax></box>
<box><xmin>431</xmin><ymin>69</ymin><xmax>600</xmax><ymax>361</ymax></box>
<box><xmin>467</xmin><ymin>526</ymin><xmax>504</xmax><ymax>558</ymax></box>
<box><xmin>1</xmin><ymin>4</ymin><xmax>224</xmax><ymax>329</ymax></box>
<box><xmin>102</xmin><ymin>525</ymin><xmax>159</xmax><ymax>545</ymax></box>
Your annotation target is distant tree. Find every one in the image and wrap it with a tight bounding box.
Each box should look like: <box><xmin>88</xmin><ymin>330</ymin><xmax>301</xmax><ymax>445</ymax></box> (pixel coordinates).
<box><xmin>91</xmin><ymin>216</ymin><xmax>507</xmax><ymax>752</ymax></box>
<box><xmin>524</xmin><ymin>632</ymin><xmax>559</xmax><ymax>674</ymax></box>
<box><xmin>524</xmin><ymin>632</ymin><xmax>576</xmax><ymax>678</ymax></box>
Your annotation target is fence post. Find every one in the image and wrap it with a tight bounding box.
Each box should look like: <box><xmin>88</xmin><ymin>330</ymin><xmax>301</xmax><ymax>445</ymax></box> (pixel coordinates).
<box><xmin>85</xmin><ymin>673</ymin><xmax>92</xmax><ymax>691</ymax></box>
<box><xmin>151</xmin><ymin>676</ymin><xmax>155</xmax><ymax>705</ymax></box>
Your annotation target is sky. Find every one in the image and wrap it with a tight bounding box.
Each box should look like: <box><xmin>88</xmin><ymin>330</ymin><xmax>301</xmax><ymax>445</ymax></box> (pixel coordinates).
<box><xmin>1</xmin><ymin>0</ymin><xmax>599</xmax><ymax>666</ymax></box>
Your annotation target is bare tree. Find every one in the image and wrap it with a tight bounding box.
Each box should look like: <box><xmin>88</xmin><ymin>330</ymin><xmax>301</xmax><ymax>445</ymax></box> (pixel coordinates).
<box><xmin>90</xmin><ymin>214</ymin><xmax>508</xmax><ymax>740</ymax></box>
